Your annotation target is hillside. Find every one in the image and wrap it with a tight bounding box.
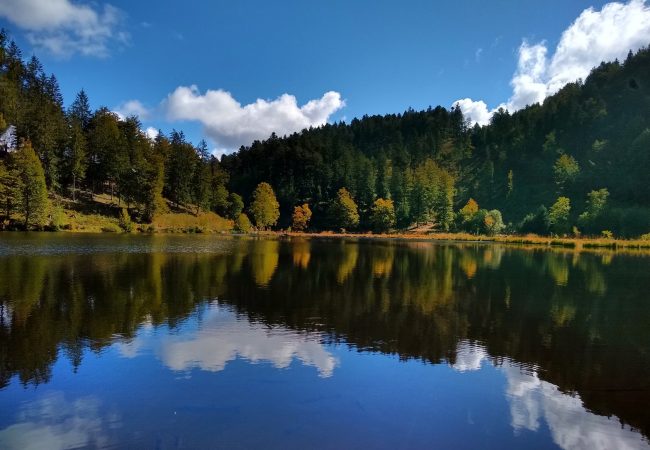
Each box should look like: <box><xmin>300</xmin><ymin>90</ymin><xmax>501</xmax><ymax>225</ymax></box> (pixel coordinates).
<box><xmin>1</xmin><ymin>28</ymin><xmax>650</xmax><ymax>237</ymax></box>
<box><xmin>223</xmin><ymin>47</ymin><xmax>650</xmax><ymax>236</ymax></box>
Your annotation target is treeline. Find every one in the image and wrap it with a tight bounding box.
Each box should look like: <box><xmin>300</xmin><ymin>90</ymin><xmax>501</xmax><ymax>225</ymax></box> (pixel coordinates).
<box><xmin>0</xmin><ymin>30</ymin><xmax>248</xmax><ymax>230</ymax></box>
<box><xmin>222</xmin><ymin>46</ymin><xmax>650</xmax><ymax>237</ymax></box>
<box><xmin>2</xmin><ymin>28</ymin><xmax>650</xmax><ymax>236</ymax></box>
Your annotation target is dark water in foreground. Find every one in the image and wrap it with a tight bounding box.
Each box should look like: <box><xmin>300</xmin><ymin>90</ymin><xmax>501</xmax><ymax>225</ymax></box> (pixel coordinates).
<box><xmin>0</xmin><ymin>234</ymin><xmax>649</xmax><ymax>449</ymax></box>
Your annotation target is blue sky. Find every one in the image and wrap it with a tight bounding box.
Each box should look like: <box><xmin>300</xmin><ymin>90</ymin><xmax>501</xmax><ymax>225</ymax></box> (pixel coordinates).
<box><xmin>2</xmin><ymin>0</ymin><xmax>649</xmax><ymax>153</ymax></box>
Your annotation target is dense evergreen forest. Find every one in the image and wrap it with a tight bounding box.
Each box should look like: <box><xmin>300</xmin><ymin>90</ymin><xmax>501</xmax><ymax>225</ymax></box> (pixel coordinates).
<box><xmin>1</xmin><ymin>29</ymin><xmax>649</xmax><ymax>237</ymax></box>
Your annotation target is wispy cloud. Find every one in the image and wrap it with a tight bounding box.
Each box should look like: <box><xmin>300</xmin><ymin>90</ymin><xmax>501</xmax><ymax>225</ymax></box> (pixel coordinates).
<box><xmin>113</xmin><ymin>100</ymin><xmax>151</xmax><ymax>120</ymax></box>
<box><xmin>0</xmin><ymin>0</ymin><xmax>128</xmax><ymax>58</ymax></box>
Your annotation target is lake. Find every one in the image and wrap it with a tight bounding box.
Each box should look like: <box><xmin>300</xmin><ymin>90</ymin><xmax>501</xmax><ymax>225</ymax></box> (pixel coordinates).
<box><xmin>0</xmin><ymin>234</ymin><xmax>648</xmax><ymax>449</ymax></box>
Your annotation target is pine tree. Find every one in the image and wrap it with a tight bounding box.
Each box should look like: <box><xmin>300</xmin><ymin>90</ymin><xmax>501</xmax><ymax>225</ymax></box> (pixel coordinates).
<box><xmin>69</xmin><ymin>90</ymin><xmax>92</xmax><ymax>131</ymax></box>
<box><xmin>65</xmin><ymin>122</ymin><xmax>87</xmax><ymax>201</ymax></box>
<box><xmin>10</xmin><ymin>140</ymin><xmax>48</xmax><ymax>228</ymax></box>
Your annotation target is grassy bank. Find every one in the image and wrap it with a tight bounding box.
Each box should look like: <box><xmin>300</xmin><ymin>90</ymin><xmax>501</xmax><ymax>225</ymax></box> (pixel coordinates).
<box><xmin>276</xmin><ymin>230</ymin><xmax>650</xmax><ymax>251</ymax></box>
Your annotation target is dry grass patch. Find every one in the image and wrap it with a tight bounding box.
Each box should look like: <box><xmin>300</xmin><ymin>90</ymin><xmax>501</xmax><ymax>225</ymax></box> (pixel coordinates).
<box><xmin>150</xmin><ymin>211</ymin><xmax>233</xmax><ymax>233</ymax></box>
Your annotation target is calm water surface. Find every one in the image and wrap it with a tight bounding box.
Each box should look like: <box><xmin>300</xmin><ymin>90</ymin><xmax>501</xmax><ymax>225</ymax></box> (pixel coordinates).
<box><xmin>0</xmin><ymin>234</ymin><xmax>648</xmax><ymax>449</ymax></box>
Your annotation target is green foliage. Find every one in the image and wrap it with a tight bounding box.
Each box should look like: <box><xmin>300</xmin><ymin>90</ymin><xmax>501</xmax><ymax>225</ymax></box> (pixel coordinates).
<box><xmin>330</xmin><ymin>187</ymin><xmax>359</xmax><ymax>230</ymax></box>
<box><xmin>234</xmin><ymin>213</ymin><xmax>252</xmax><ymax>233</ymax></box>
<box><xmin>192</xmin><ymin>142</ymin><xmax>213</xmax><ymax>214</ymax></box>
<box><xmin>0</xmin><ymin>160</ymin><xmax>16</xmax><ymax>220</ymax></box>
<box><xmin>65</xmin><ymin>122</ymin><xmax>87</xmax><ymax>201</ymax></box>
<box><xmin>483</xmin><ymin>209</ymin><xmax>505</xmax><ymax>236</ymax></box>
<box><xmin>518</xmin><ymin>206</ymin><xmax>550</xmax><ymax>235</ymax></box>
<box><xmin>542</xmin><ymin>131</ymin><xmax>557</xmax><ymax>154</ymax></box>
<box><xmin>227</xmin><ymin>193</ymin><xmax>244</xmax><ymax>220</ymax></box>
<box><xmin>3</xmin><ymin>37</ymin><xmax>650</xmax><ymax>237</ymax></box>
<box><xmin>578</xmin><ymin>188</ymin><xmax>609</xmax><ymax>234</ymax></box>
<box><xmin>435</xmin><ymin>171</ymin><xmax>455</xmax><ymax>231</ymax></box>
<box><xmin>10</xmin><ymin>140</ymin><xmax>49</xmax><ymax>228</ymax></box>
<box><xmin>119</xmin><ymin>208</ymin><xmax>133</xmax><ymax>232</ymax></box>
<box><xmin>507</xmin><ymin>170</ymin><xmax>514</xmax><ymax>197</ymax></box>
<box><xmin>165</xmin><ymin>131</ymin><xmax>196</xmax><ymax>207</ymax></box>
<box><xmin>292</xmin><ymin>203</ymin><xmax>312</xmax><ymax>231</ymax></box>
<box><xmin>369</xmin><ymin>198</ymin><xmax>396</xmax><ymax>232</ymax></box>
<box><xmin>49</xmin><ymin>203</ymin><xmax>65</xmax><ymax>231</ymax></box>
<box><xmin>553</xmin><ymin>154</ymin><xmax>580</xmax><ymax>191</ymax></box>
<box><xmin>601</xmin><ymin>230</ymin><xmax>613</xmax><ymax>239</ymax></box>
<box><xmin>548</xmin><ymin>197</ymin><xmax>571</xmax><ymax>235</ymax></box>
<box><xmin>410</xmin><ymin>159</ymin><xmax>439</xmax><ymax>225</ymax></box>
<box><xmin>458</xmin><ymin>198</ymin><xmax>479</xmax><ymax>227</ymax></box>
<box><xmin>250</xmin><ymin>182</ymin><xmax>280</xmax><ymax>229</ymax></box>
<box><xmin>212</xmin><ymin>185</ymin><xmax>229</xmax><ymax>217</ymax></box>
<box><xmin>592</xmin><ymin>139</ymin><xmax>607</xmax><ymax>153</ymax></box>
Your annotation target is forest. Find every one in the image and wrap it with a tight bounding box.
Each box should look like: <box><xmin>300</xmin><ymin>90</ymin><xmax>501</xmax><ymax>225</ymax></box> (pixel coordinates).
<box><xmin>1</xmin><ymin>29</ymin><xmax>649</xmax><ymax>237</ymax></box>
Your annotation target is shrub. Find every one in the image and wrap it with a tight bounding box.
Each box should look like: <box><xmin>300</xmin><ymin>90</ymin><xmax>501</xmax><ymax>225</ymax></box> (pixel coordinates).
<box><xmin>483</xmin><ymin>209</ymin><xmax>505</xmax><ymax>236</ymax></box>
<box><xmin>518</xmin><ymin>205</ymin><xmax>550</xmax><ymax>235</ymax></box>
<box><xmin>119</xmin><ymin>208</ymin><xmax>133</xmax><ymax>232</ymax></box>
<box><xmin>369</xmin><ymin>198</ymin><xmax>396</xmax><ymax>232</ymax></box>
<box><xmin>292</xmin><ymin>203</ymin><xmax>312</xmax><ymax>231</ymax></box>
<box><xmin>235</xmin><ymin>213</ymin><xmax>252</xmax><ymax>233</ymax></box>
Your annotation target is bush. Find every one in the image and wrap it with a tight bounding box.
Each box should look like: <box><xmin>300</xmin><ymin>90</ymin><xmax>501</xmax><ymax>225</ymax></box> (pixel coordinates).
<box><xmin>369</xmin><ymin>198</ymin><xmax>396</xmax><ymax>232</ymax></box>
<box><xmin>483</xmin><ymin>209</ymin><xmax>505</xmax><ymax>236</ymax></box>
<box><xmin>119</xmin><ymin>208</ymin><xmax>133</xmax><ymax>232</ymax></box>
<box><xmin>518</xmin><ymin>205</ymin><xmax>550</xmax><ymax>235</ymax></box>
<box><xmin>48</xmin><ymin>204</ymin><xmax>65</xmax><ymax>231</ymax></box>
<box><xmin>292</xmin><ymin>203</ymin><xmax>312</xmax><ymax>231</ymax></box>
<box><xmin>640</xmin><ymin>233</ymin><xmax>650</xmax><ymax>241</ymax></box>
<box><xmin>235</xmin><ymin>213</ymin><xmax>252</xmax><ymax>233</ymax></box>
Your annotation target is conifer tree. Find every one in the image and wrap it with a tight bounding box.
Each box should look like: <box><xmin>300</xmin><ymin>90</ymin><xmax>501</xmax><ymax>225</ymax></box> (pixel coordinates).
<box><xmin>10</xmin><ymin>140</ymin><xmax>48</xmax><ymax>228</ymax></box>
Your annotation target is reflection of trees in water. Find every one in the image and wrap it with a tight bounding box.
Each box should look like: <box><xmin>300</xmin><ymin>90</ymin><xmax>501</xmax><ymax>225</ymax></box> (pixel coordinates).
<box><xmin>249</xmin><ymin>239</ymin><xmax>279</xmax><ymax>286</ymax></box>
<box><xmin>336</xmin><ymin>241</ymin><xmax>358</xmax><ymax>284</ymax></box>
<box><xmin>292</xmin><ymin>239</ymin><xmax>311</xmax><ymax>269</ymax></box>
<box><xmin>0</xmin><ymin>239</ymin><xmax>649</xmax><ymax>437</ymax></box>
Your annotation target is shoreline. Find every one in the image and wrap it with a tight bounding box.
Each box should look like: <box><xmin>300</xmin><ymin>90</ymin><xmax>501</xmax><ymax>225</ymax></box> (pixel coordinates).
<box><xmin>3</xmin><ymin>228</ymin><xmax>650</xmax><ymax>252</ymax></box>
<box><xmin>270</xmin><ymin>230</ymin><xmax>650</xmax><ymax>251</ymax></box>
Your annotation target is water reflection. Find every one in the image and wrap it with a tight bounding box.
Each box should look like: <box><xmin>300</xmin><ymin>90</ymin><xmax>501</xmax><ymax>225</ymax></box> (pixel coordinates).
<box><xmin>0</xmin><ymin>235</ymin><xmax>649</xmax><ymax>448</ymax></box>
<box><xmin>452</xmin><ymin>341</ymin><xmax>648</xmax><ymax>450</ymax></box>
<box><xmin>504</xmin><ymin>365</ymin><xmax>646</xmax><ymax>450</ymax></box>
<box><xmin>119</xmin><ymin>304</ymin><xmax>337</xmax><ymax>377</ymax></box>
<box><xmin>0</xmin><ymin>393</ymin><xmax>117</xmax><ymax>450</ymax></box>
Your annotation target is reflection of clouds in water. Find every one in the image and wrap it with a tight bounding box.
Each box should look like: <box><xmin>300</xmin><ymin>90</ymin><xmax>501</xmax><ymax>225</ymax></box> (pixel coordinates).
<box><xmin>0</xmin><ymin>304</ymin><xmax>12</xmax><ymax>328</ymax></box>
<box><xmin>118</xmin><ymin>305</ymin><xmax>338</xmax><ymax>378</ymax></box>
<box><xmin>0</xmin><ymin>392</ymin><xmax>117</xmax><ymax>450</ymax></box>
<box><xmin>452</xmin><ymin>340</ymin><xmax>488</xmax><ymax>372</ymax></box>
<box><xmin>505</xmin><ymin>365</ymin><xmax>648</xmax><ymax>450</ymax></box>
<box><xmin>451</xmin><ymin>340</ymin><xmax>649</xmax><ymax>450</ymax></box>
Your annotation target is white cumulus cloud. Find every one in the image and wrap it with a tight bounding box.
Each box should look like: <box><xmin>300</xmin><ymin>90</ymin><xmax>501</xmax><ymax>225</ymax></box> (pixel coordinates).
<box><xmin>144</xmin><ymin>127</ymin><xmax>159</xmax><ymax>140</ymax></box>
<box><xmin>0</xmin><ymin>0</ymin><xmax>127</xmax><ymax>58</ymax></box>
<box><xmin>164</xmin><ymin>86</ymin><xmax>345</xmax><ymax>150</ymax></box>
<box><xmin>454</xmin><ymin>0</ymin><xmax>650</xmax><ymax>125</ymax></box>
<box><xmin>113</xmin><ymin>100</ymin><xmax>151</xmax><ymax>120</ymax></box>
<box><xmin>452</xmin><ymin>98</ymin><xmax>496</xmax><ymax>126</ymax></box>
